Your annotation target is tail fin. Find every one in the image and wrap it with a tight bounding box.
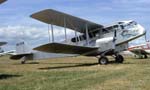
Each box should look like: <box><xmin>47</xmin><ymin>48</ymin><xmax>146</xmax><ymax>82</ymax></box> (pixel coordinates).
<box><xmin>16</xmin><ymin>42</ymin><xmax>32</xmax><ymax>54</ymax></box>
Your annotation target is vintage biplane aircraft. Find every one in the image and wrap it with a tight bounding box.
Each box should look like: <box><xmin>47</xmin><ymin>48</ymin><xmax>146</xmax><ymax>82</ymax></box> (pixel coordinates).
<box><xmin>0</xmin><ymin>50</ymin><xmax>16</xmax><ymax>56</ymax></box>
<box><xmin>128</xmin><ymin>41</ymin><xmax>150</xmax><ymax>59</ymax></box>
<box><xmin>11</xmin><ymin>9</ymin><xmax>146</xmax><ymax>64</ymax></box>
<box><xmin>0</xmin><ymin>0</ymin><xmax>6</xmax><ymax>4</ymax></box>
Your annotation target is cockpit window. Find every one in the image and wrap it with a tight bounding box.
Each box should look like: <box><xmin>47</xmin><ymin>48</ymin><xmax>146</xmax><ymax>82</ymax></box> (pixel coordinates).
<box><xmin>105</xmin><ymin>25</ymin><xmax>119</xmax><ymax>31</ymax></box>
<box><xmin>129</xmin><ymin>21</ymin><xmax>137</xmax><ymax>25</ymax></box>
<box><xmin>120</xmin><ymin>21</ymin><xmax>137</xmax><ymax>30</ymax></box>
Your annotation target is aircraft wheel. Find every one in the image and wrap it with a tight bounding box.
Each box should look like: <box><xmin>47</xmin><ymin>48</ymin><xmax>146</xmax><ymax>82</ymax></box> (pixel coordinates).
<box><xmin>21</xmin><ymin>60</ymin><xmax>26</xmax><ymax>64</ymax></box>
<box><xmin>115</xmin><ymin>55</ymin><xmax>124</xmax><ymax>63</ymax></box>
<box><xmin>99</xmin><ymin>56</ymin><xmax>108</xmax><ymax>65</ymax></box>
<box><xmin>144</xmin><ymin>55</ymin><xmax>148</xmax><ymax>59</ymax></box>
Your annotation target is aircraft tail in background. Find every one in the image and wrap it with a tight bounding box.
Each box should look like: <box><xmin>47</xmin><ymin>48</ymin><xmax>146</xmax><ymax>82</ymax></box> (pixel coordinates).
<box><xmin>16</xmin><ymin>42</ymin><xmax>32</xmax><ymax>54</ymax></box>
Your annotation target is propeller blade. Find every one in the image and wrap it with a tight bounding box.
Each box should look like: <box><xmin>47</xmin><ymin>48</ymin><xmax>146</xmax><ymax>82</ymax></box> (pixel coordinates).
<box><xmin>113</xmin><ymin>30</ymin><xmax>117</xmax><ymax>42</ymax></box>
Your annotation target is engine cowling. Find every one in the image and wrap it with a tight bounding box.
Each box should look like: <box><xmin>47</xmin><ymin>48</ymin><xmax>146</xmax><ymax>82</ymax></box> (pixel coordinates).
<box><xmin>96</xmin><ymin>37</ymin><xmax>115</xmax><ymax>52</ymax></box>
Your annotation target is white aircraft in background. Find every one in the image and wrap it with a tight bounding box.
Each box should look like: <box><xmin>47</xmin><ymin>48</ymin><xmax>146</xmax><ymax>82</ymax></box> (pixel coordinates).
<box><xmin>128</xmin><ymin>41</ymin><xmax>150</xmax><ymax>59</ymax></box>
<box><xmin>10</xmin><ymin>9</ymin><xmax>146</xmax><ymax>64</ymax></box>
<box><xmin>0</xmin><ymin>50</ymin><xmax>16</xmax><ymax>56</ymax></box>
<box><xmin>0</xmin><ymin>0</ymin><xmax>6</xmax><ymax>4</ymax></box>
<box><xmin>0</xmin><ymin>42</ymin><xmax>7</xmax><ymax>55</ymax></box>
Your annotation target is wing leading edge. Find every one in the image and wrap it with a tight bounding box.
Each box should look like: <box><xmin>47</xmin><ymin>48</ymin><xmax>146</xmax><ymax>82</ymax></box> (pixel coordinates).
<box><xmin>0</xmin><ymin>0</ymin><xmax>6</xmax><ymax>4</ymax></box>
<box><xmin>33</xmin><ymin>43</ymin><xmax>98</xmax><ymax>56</ymax></box>
<box><xmin>31</xmin><ymin>9</ymin><xmax>103</xmax><ymax>33</ymax></box>
<box><xmin>0</xmin><ymin>42</ymin><xmax>7</xmax><ymax>46</ymax></box>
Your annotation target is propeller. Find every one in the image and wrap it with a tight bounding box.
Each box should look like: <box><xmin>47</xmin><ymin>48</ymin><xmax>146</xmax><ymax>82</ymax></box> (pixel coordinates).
<box><xmin>112</xmin><ymin>30</ymin><xmax>117</xmax><ymax>49</ymax></box>
<box><xmin>113</xmin><ymin>30</ymin><xmax>117</xmax><ymax>42</ymax></box>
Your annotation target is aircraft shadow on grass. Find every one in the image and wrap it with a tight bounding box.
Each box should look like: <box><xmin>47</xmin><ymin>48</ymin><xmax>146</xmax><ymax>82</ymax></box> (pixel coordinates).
<box><xmin>39</xmin><ymin>63</ymin><xmax>99</xmax><ymax>70</ymax></box>
<box><xmin>38</xmin><ymin>61</ymin><xmax>128</xmax><ymax>70</ymax></box>
<box><xmin>24</xmin><ymin>62</ymin><xmax>39</xmax><ymax>64</ymax></box>
<box><xmin>0</xmin><ymin>74</ymin><xmax>22</xmax><ymax>80</ymax></box>
<box><xmin>13</xmin><ymin>62</ymin><xmax>39</xmax><ymax>65</ymax></box>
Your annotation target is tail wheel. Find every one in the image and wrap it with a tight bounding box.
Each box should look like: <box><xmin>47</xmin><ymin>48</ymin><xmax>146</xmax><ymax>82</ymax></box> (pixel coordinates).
<box><xmin>99</xmin><ymin>56</ymin><xmax>109</xmax><ymax>65</ymax></box>
<box><xmin>21</xmin><ymin>60</ymin><xmax>26</xmax><ymax>64</ymax></box>
<box><xmin>115</xmin><ymin>55</ymin><xmax>124</xmax><ymax>63</ymax></box>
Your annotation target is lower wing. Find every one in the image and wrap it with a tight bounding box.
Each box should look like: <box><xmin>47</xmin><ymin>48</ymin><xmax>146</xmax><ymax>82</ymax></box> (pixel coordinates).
<box><xmin>33</xmin><ymin>43</ymin><xmax>98</xmax><ymax>56</ymax></box>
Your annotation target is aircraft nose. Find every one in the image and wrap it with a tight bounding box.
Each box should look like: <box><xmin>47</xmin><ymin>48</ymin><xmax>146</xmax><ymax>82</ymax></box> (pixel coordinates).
<box><xmin>138</xmin><ymin>24</ymin><xmax>146</xmax><ymax>35</ymax></box>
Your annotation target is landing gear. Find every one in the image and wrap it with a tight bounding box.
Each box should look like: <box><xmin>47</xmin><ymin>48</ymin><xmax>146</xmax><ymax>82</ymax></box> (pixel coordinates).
<box><xmin>137</xmin><ymin>55</ymin><xmax>148</xmax><ymax>59</ymax></box>
<box><xmin>97</xmin><ymin>49</ymin><xmax>124</xmax><ymax>65</ymax></box>
<box><xmin>21</xmin><ymin>60</ymin><xmax>26</xmax><ymax>64</ymax></box>
<box><xmin>144</xmin><ymin>55</ymin><xmax>148</xmax><ymax>59</ymax></box>
<box><xmin>115</xmin><ymin>54</ymin><xmax>124</xmax><ymax>63</ymax></box>
<box><xmin>98</xmin><ymin>54</ymin><xmax>124</xmax><ymax>65</ymax></box>
<box><xmin>99</xmin><ymin>56</ymin><xmax>108</xmax><ymax>65</ymax></box>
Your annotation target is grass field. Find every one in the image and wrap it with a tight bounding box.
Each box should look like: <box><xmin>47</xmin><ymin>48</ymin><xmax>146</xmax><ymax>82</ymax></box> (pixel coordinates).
<box><xmin>0</xmin><ymin>56</ymin><xmax>150</xmax><ymax>90</ymax></box>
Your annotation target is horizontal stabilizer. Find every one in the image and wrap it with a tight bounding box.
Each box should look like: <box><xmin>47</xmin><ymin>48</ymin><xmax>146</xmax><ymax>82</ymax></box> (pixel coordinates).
<box><xmin>10</xmin><ymin>53</ymin><xmax>33</xmax><ymax>60</ymax></box>
<box><xmin>31</xmin><ymin>9</ymin><xmax>103</xmax><ymax>33</ymax></box>
<box><xmin>0</xmin><ymin>0</ymin><xmax>6</xmax><ymax>4</ymax></box>
<box><xmin>33</xmin><ymin>43</ymin><xmax>98</xmax><ymax>55</ymax></box>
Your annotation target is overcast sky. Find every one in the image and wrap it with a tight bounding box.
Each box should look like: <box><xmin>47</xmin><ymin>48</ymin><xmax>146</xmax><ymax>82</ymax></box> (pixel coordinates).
<box><xmin>0</xmin><ymin>0</ymin><xmax>150</xmax><ymax>50</ymax></box>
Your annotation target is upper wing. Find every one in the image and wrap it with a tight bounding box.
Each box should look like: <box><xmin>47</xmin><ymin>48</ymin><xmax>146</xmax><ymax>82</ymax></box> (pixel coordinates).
<box><xmin>33</xmin><ymin>43</ymin><xmax>98</xmax><ymax>56</ymax></box>
<box><xmin>31</xmin><ymin>9</ymin><xmax>103</xmax><ymax>33</ymax></box>
<box><xmin>0</xmin><ymin>0</ymin><xmax>6</xmax><ymax>4</ymax></box>
<box><xmin>0</xmin><ymin>42</ymin><xmax>7</xmax><ymax>46</ymax></box>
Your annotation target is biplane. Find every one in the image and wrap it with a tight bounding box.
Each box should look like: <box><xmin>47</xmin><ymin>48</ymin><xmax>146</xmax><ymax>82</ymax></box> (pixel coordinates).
<box><xmin>128</xmin><ymin>41</ymin><xmax>150</xmax><ymax>59</ymax></box>
<box><xmin>11</xmin><ymin>9</ymin><xmax>146</xmax><ymax>64</ymax></box>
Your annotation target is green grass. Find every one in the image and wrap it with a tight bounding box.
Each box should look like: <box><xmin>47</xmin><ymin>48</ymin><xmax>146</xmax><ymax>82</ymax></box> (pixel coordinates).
<box><xmin>0</xmin><ymin>55</ymin><xmax>150</xmax><ymax>90</ymax></box>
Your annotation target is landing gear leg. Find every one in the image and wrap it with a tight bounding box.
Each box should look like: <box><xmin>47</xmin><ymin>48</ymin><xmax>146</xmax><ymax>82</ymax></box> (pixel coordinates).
<box><xmin>21</xmin><ymin>57</ymin><xmax>26</xmax><ymax>64</ymax></box>
<box><xmin>115</xmin><ymin>54</ymin><xmax>124</xmax><ymax>63</ymax></box>
<box><xmin>98</xmin><ymin>49</ymin><xmax>114</xmax><ymax>65</ymax></box>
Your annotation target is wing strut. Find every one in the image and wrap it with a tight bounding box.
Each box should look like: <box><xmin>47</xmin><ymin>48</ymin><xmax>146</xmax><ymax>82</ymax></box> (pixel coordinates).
<box><xmin>51</xmin><ymin>24</ymin><xmax>54</xmax><ymax>42</ymax></box>
<box><xmin>75</xmin><ymin>30</ymin><xmax>78</xmax><ymax>45</ymax></box>
<box><xmin>48</xmin><ymin>24</ymin><xmax>51</xmax><ymax>42</ymax></box>
<box><xmin>86</xmin><ymin>24</ymin><xmax>89</xmax><ymax>46</ymax></box>
<box><xmin>64</xmin><ymin>17</ymin><xmax>67</xmax><ymax>42</ymax></box>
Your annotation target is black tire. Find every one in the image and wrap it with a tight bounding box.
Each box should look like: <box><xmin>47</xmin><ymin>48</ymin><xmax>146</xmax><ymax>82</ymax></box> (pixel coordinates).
<box><xmin>144</xmin><ymin>55</ymin><xmax>148</xmax><ymax>59</ymax></box>
<box><xmin>115</xmin><ymin>55</ymin><xmax>124</xmax><ymax>63</ymax></box>
<box><xmin>99</xmin><ymin>56</ymin><xmax>109</xmax><ymax>65</ymax></box>
<box><xmin>21</xmin><ymin>60</ymin><xmax>26</xmax><ymax>64</ymax></box>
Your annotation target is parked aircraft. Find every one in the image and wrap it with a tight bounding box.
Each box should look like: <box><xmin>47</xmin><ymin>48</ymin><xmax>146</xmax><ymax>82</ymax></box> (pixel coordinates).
<box><xmin>10</xmin><ymin>9</ymin><xmax>146</xmax><ymax>64</ymax></box>
<box><xmin>128</xmin><ymin>41</ymin><xmax>150</xmax><ymax>59</ymax></box>
<box><xmin>0</xmin><ymin>50</ymin><xmax>16</xmax><ymax>56</ymax></box>
<box><xmin>0</xmin><ymin>42</ymin><xmax>7</xmax><ymax>55</ymax></box>
<box><xmin>0</xmin><ymin>0</ymin><xmax>6</xmax><ymax>4</ymax></box>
